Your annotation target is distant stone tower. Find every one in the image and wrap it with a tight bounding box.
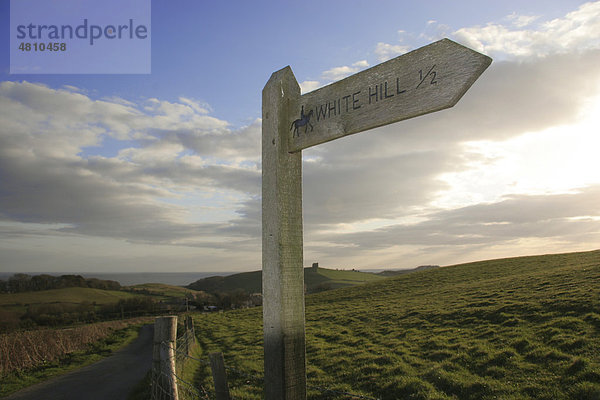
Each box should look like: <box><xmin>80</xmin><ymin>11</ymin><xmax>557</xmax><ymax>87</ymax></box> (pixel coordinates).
<box><xmin>312</xmin><ymin>262</ymin><xmax>319</xmax><ymax>270</ymax></box>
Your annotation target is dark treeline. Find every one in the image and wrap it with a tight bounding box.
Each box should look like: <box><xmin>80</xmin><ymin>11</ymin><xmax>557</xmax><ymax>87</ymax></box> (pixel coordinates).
<box><xmin>210</xmin><ymin>289</ymin><xmax>262</xmax><ymax>310</ymax></box>
<box><xmin>0</xmin><ymin>273</ymin><xmax>121</xmax><ymax>293</ymax></box>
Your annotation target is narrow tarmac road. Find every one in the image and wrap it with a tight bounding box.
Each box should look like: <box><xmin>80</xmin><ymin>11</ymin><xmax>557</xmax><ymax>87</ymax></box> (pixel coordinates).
<box><xmin>4</xmin><ymin>324</ymin><xmax>153</xmax><ymax>400</ymax></box>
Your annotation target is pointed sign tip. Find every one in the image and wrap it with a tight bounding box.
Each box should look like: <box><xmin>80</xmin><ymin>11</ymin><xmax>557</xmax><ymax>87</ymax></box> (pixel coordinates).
<box><xmin>442</xmin><ymin>37</ymin><xmax>493</xmax><ymax>65</ymax></box>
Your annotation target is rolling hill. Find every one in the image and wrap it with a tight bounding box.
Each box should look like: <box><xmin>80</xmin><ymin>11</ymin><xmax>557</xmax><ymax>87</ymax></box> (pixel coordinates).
<box><xmin>125</xmin><ymin>282</ymin><xmax>208</xmax><ymax>300</ymax></box>
<box><xmin>190</xmin><ymin>249</ymin><xmax>600</xmax><ymax>399</ymax></box>
<box><xmin>0</xmin><ymin>283</ymin><xmax>200</xmax><ymax>332</ymax></box>
<box><xmin>0</xmin><ymin>287</ymin><xmax>139</xmax><ymax>308</ymax></box>
<box><xmin>0</xmin><ymin>287</ymin><xmax>146</xmax><ymax>332</ymax></box>
<box><xmin>186</xmin><ymin>266</ymin><xmax>385</xmax><ymax>294</ymax></box>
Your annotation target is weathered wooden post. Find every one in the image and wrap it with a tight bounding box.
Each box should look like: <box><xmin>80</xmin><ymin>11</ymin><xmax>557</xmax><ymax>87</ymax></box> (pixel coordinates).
<box><xmin>262</xmin><ymin>38</ymin><xmax>491</xmax><ymax>400</ymax></box>
<box><xmin>152</xmin><ymin>316</ymin><xmax>179</xmax><ymax>400</ymax></box>
<box><xmin>262</xmin><ymin>66</ymin><xmax>306</xmax><ymax>399</ymax></box>
<box><xmin>209</xmin><ymin>352</ymin><xmax>231</xmax><ymax>400</ymax></box>
<box><xmin>185</xmin><ymin>315</ymin><xmax>195</xmax><ymax>356</ymax></box>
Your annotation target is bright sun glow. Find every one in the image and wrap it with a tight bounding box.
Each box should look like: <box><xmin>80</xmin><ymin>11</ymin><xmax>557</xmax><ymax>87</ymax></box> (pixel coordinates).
<box><xmin>433</xmin><ymin>92</ymin><xmax>600</xmax><ymax>209</ymax></box>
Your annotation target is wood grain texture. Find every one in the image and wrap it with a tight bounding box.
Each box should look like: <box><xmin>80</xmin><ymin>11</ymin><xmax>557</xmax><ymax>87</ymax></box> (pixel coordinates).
<box><xmin>289</xmin><ymin>38</ymin><xmax>492</xmax><ymax>152</ymax></box>
<box><xmin>152</xmin><ymin>316</ymin><xmax>178</xmax><ymax>400</ymax></box>
<box><xmin>262</xmin><ymin>67</ymin><xmax>306</xmax><ymax>400</ymax></box>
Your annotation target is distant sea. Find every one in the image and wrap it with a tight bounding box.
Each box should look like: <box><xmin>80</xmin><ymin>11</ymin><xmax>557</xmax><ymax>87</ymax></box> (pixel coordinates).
<box><xmin>0</xmin><ymin>271</ymin><xmax>238</xmax><ymax>287</ymax></box>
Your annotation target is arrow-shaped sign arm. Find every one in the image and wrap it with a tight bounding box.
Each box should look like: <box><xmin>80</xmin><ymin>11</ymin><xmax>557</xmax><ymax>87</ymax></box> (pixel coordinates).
<box><xmin>288</xmin><ymin>38</ymin><xmax>492</xmax><ymax>152</ymax></box>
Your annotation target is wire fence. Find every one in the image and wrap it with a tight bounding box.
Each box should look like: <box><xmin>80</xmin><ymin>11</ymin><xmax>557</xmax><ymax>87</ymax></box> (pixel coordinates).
<box><xmin>150</xmin><ymin>315</ymin><xmax>381</xmax><ymax>400</ymax></box>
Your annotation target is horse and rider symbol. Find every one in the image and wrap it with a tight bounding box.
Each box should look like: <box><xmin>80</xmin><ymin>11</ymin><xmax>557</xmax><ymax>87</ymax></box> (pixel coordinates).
<box><xmin>290</xmin><ymin>106</ymin><xmax>314</xmax><ymax>137</ymax></box>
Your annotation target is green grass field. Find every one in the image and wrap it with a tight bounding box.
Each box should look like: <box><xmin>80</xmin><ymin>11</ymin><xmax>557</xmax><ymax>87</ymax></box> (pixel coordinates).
<box><xmin>305</xmin><ymin>267</ymin><xmax>384</xmax><ymax>291</ymax></box>
<box><xmin>0</xmin><ymin>287</ymin><xmax>139</xmax><ymax>308</ymax></box>
<box><xmin>126</xmin><ymin>283</ymin><xmax>205</xmax><ymax>300</ymax></box>
<box><xmin>190</xmin><ymin>249</ymin><xmax>600</xmax><ymax>399</ymax></box>
<box><xmin>0</xmin><ymin>287</ymin><xmax>147</xmax><ymax>332</ymax></box>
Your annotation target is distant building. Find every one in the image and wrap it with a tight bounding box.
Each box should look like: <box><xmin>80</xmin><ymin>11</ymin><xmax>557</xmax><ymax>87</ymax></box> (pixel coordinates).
<box><xmin>312</xmin><ymin>262</ymin><xmax>319</xmax><ymax>270</ymax></box>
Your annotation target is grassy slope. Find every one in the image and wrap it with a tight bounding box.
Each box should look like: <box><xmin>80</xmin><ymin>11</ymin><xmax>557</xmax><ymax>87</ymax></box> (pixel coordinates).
<box><xmin>306</xmin><ymin>267</ymin><xmax>384</xmax><ymax>289</ymax></box>
<box><xmin>0</xmin><ymin>288</ymin><xmax>145</xmax><ymax>330</ymax></box>
<box><xmin>126</xmin><ymin>283</ymin><xmax>205</xmax><ymax>299</ymax></box>
<box><xmin>191</xmin><ymin>249</ymin><xmax>600</xmax><ymax>399</ymax></box>
<box><xmin>187</xmin><ymin>267</ymin><xmax>384</xmax><ymax>294</ymax></box>
<box><xmin>0</xmin><ymin>287</ymin><xmax>140</xmax><ymax>307</ymax></box>
<box><xmin>187</xmin><ymin>271</ymin><xmax>262</xmax><ymax>294</ymax></box>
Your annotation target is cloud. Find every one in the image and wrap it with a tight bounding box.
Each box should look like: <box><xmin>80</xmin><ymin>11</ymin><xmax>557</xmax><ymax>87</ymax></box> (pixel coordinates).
<box><xmin>299</xmin><ymin>80</ymin><xmax>321</xmax><ymax>94</ymax></box>
<box><xmin>506</xmin><ymin>13</ymin><xmax>540</xmax><ymax>28</ymax></box>
<box><xmin>374</xmin><ymin>42</ymin><xmax>411</xmax><ymax>62</ymax></box>
<box><xmin>173</xmin><ymin>118</ymin><xmax>262</xmax><ymax>163</ymax></box>
<box><xmin>372</xmin><ymin>2</ymin><xmax>600</xmax><ymax>64</ymax></box>
<box><xmin>331</xmin><ymin>186</ymin><xmax>600</xmax><ymax>247</ymax></box>
<box><xmin>453</xmin><ymin>1</ymin><xmax>600</xmax><ymax>59</ymax></box>
<box><xmin>321</xmin><ymin>60</ymin><xmax>369</xmax><ymax>82</ymax></box>
<box><xmin>178</xmin><ymin>97</ymin><xmax>211</xmax><ymax>114</ymax></box>
<box><xmin>0</xmin><ymin>81</ymin><xmax>260</xmax><ymax>250</ymax></box>
<box><xmin>302</xmin><ymin>149</ymin><xmax>459</xmax><ymax>227</ymax></box>
<box><xmin>304</xmin><ymin>186</ymin><xmax>600</xmax><ymax>268</ymax></box>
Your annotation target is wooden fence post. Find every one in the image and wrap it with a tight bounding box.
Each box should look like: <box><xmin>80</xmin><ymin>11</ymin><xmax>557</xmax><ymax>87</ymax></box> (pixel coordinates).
<box><xmin>152</xmin><ymin>316</ymin><xmax>179</xmax><ymax>400</ymax></box>
<box><xmin>262</xmin><ymin>66</ymin><xmax>306</xmax><ymax>399</ymax></box>
<box><xmin>185</xmin><ymin>315</ymin><xmax>194</xmax><ymax>356</ymax></box>
<box><xmin>209</xmin><ymin>352</ymin><xmax>231</xmax><ymax>400</ymax></box>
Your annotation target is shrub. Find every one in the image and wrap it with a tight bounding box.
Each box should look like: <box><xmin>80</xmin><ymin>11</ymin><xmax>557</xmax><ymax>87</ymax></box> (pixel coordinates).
<box><xmin>0</xmin><ymin>319</ymin><xmax>143</xmax><ymax>375</ymax></box>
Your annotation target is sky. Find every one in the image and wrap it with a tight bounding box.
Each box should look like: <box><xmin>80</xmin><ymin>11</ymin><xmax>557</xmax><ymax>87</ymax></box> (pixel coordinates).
<box><xmin>1</xmin><ymin>0</ymin><xmax>599</xmax><ymax>274</ymax></box>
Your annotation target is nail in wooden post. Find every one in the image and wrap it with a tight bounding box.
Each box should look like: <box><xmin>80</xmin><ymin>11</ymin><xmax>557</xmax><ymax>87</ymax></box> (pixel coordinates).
<box><xmin>209</xmin><ymin>352</ymin><xmax>231</xmax><ymax>400</ymax></box>
<box><xmin>152</xmin><ymin>316</ymin><xmax>179</xmax><ymax>400</ymax></box>
<box><xmin>262</xmin><ymin>66</ymin><xmax>306</xmax><ymax>400</ymax></box>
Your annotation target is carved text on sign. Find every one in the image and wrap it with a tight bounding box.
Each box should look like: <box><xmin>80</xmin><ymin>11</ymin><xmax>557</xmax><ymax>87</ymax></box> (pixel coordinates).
<box><xmin>294</xmin><ymin>66</ymin><xmax>439</xmax><ymax>137</ymax></box>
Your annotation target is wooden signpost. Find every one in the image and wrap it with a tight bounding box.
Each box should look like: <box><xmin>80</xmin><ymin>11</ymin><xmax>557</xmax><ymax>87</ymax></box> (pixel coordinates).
<box><xmin>262</xmin><ymin>38</ymin><xmax>491</xmax><ymax>399</ymax></box>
